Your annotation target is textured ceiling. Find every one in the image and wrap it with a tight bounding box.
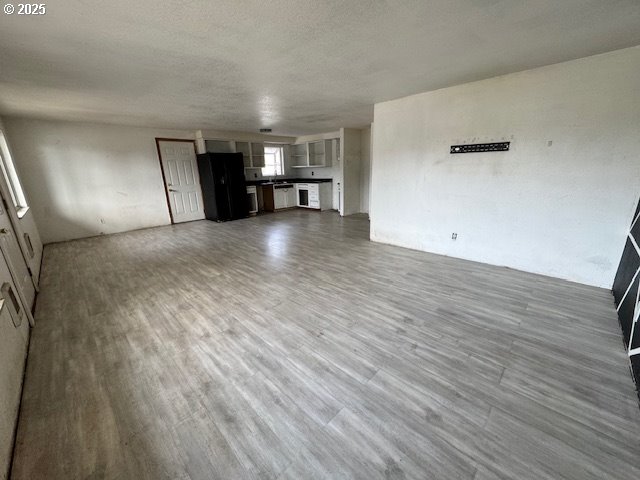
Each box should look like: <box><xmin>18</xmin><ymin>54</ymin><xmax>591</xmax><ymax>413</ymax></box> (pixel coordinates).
<box><xmin>1</xmin><ymin>1</ymin><xmax>639</xmax><ymax>135</ymax></box>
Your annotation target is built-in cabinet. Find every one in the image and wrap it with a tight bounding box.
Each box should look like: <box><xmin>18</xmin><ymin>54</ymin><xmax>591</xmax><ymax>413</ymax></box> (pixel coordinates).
<box><xmin>250</xmin><ymin>143</ymin><xmax>265</xmax><ymax>168</ymax></box>
<box><xmin>262</xmin><ymin>184</ymin><xmax>296</xmax><ymax>212</ymax></box>
<box><xmin>235</xmin><ymin>142</ymin><xmax>251</xmax><ymax>167</ymax></box>
<box><xmin>246</xmin><ymin>186</ymin><xmax>258</xmax><ymax>214</ymax></box>
<box><xmin>205</xmin><ymin>140</ymin><xmax>234</xmax><ymax>153</ymax></box>
<box><xmin>289</xmin><ymin>139</ymin><xmax>335</xmax><ymax>168</ymax></box>
<box><xmin>295</xmin><ymin>182</ymin><xmax>332</xmax><ymax>210</ymax></box>
<box><xmin>274</xmin><ymin>185</ymin><xmax>296</xmax><ymax>210</ymax></box>
<box><xmin>289</xmin><ymin>143</ymin><xmax>307</xmax><ymax>168</ymax></box>
<box><xmin>205</xmin><ymin>140</ymin><xmax>265</xmax><ymax>169</ymax></box>
<box><xmin>204</xmin><ymin>137</ymin><xmax>341</xmax><ymax>172</ymax></box>
<box><xmin>308</xmin><ymin>140</ymin><xmax>331</xmax><ymax>167</ymax></box>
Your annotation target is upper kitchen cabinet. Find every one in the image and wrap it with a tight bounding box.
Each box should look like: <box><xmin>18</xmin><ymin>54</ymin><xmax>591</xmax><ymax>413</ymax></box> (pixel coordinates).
<box><xmin>289</xmin><ymin>139</ymin><xmax>334</xmax><ymax>168</ymax></box>
<box><xmin>205</xmin><ymin>140</ymin><xmax>234</xmax><ymax>153</ymax></box>
<box><xmin>289</xmin><ymin>143</ymin><xmax>307</xmax><ymax>168</ymax></box>
<box><xmin>235</xmin><ymin>141</ymin><xmax>252</xmax><ymax>168</ymax></box>
<box><xmin>195</xmin><ymin>131</ymin><xmax>297</xmax><ymax>170</ymax></box>
<box><xmin>308</xmin><ymin>140</ymin><xmax>332</xmax><ymax>166</ymax></box>
<box><xmin>250</xmin><ymin>143</ymin><xmax>265</xmax><ymax>168</ymax></box>
<box><xmin>208</xmin><ymin>140</ymin><xmax>264</xmax><ymax>169</ymax></box>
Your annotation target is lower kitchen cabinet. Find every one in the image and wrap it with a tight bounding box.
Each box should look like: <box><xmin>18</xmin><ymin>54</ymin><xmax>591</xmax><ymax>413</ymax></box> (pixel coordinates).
<box><xmin>246</xmin><ymin>186</ymin><xmax>258</xmax><ymax>214</ymax></box>
<box><xmin>262</xmin><ymin>184</ymin><xmax>296</xmax><ymax>212</ymax></box>
<box><xmin>295</xmin><ymin>182</ymin><xmax>332</xmax><ymax>211</ymax></box>
<box><xmin>260</xmin><ymin>181</ymin><xmax>332</xmax><ymax>212</ymax></box>
<box><xmin>274</xmin><ymin>186</ymin><xmax>296</xmax><ymax>209</ymax></box>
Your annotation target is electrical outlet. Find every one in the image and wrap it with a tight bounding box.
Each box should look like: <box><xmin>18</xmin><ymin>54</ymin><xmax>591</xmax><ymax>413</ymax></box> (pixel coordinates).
<box><xmin>311</xmin><ymin>171</ymin><xmax>314</xmax><ymax>176</ymax></box>
<box><xmin>254</xmin><ymin>173</ymin><xmax>258</xmax><ymax>178</ymax></box>
<box><xmin>451</xmin><ymin>233</ymin><xmax>457</xmax><ymax>240</ymax></box>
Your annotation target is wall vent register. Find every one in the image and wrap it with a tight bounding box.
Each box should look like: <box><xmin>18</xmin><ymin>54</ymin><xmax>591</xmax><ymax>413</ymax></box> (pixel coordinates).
<box><xmin>450</xmin><ymin>142</ymin><xmax>510</xmax><ymax>154</ymax></box>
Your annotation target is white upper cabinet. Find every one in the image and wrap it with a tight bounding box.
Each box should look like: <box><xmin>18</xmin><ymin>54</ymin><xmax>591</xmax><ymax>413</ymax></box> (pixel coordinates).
<box><xmin>235</xmin><ymin>141</ymin><xmax>252</xmax><ymax>168</ymax></box>
<box><xmin>203</xmin><ymin>136</ymin><xmax>338</xmax><ymax>171</ymax></box>
<box><xmin>250</xmin><ymin>143</ymin><xmax>265</xmax><ymax>168</ymax></box>
<box><xmin>289</xmin><ymin>139</ymin><xmax>334</xmax><ymax>168</ymax></box>
<box><xmin>205</xmin><ymin>139</ymin><xmax>267</xmax><ymax>169</ymax></box>
<box><xmin>205</xmin><ymin>140</ymin><xmax>234</xmax><ymax>153</ymax></box>
<box><xmin>308</xmin><ymin>140</ymin><xmax>332</xmax><ymax>166</ymax></box>
<box><xmin>289</xmin><ymin>143</ymin><xmax>308</xmax><ymax>168</ymax></box>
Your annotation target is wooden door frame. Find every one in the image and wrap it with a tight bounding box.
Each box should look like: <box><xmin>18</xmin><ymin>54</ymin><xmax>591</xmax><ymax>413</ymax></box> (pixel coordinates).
<box><xmin>155</xmin><ymin>138</ymin><xmax>198</xmax><ymax>225</ymax></box>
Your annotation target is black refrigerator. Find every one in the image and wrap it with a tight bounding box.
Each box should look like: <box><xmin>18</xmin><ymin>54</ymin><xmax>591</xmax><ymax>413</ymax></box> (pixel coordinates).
<box><xmin>196</xmin><ymin>152</ymin><xmax>249</xmax><ymax>221</ymax></box>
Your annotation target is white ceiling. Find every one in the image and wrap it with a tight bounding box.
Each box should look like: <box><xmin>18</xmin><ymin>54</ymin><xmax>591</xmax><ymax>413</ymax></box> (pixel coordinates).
<box><xmin>1</xmin><ymin>1</ymin><xmax>639</xmax><ymax>136</ymax></box>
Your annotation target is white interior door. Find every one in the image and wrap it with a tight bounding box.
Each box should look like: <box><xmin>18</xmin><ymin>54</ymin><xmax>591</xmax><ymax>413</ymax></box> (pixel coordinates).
<box><xmin>158</xmin><ymin>140</ymin><xmax>205</xmax><ymax>223</ymax></box>
<box><xmin>0</xmin><ymin>203</ymin><xmax>35</xmax><ymax>311</ymax></box>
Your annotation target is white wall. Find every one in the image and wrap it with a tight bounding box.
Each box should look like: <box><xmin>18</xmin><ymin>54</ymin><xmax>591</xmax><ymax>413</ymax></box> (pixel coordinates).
<box><xmin>4</xmin><ymin>118</ymin><xmax>194</xmax><ymax>243</ymax></box>
<box><xmin>360</xmin><ymin>125</ymin><xmax>372</xmax><ymax>215</ymax></box>
<box><xmin>341</xmin><ymin>128</ymin><xmax>362</xmax><ymax>216</ymax></box>
<box><xmin>371</xmin><ymin>46</ymin><xmax>640</xmax><ymax>288</ymax></box>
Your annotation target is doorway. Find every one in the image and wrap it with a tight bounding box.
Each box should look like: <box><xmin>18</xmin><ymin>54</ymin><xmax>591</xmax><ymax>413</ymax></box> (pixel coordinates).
<box><xmin>156</xmin><ymin>139</ymin><xmax>205</xmax><ymax>223</ymax></box>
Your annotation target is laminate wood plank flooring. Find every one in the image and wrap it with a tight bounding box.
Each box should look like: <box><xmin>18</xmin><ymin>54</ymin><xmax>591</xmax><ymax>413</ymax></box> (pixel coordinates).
<box><xmin>10</xmin><ymin>210</ymin><xmax>640</xmax><ymax>479</ymax></box>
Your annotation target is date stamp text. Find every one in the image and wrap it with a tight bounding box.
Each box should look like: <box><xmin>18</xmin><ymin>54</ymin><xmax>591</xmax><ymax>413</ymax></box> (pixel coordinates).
<box><xmin>4</xmin><ymin>3</ymin><xmax>47</xmax><ymax>15</ymax></box>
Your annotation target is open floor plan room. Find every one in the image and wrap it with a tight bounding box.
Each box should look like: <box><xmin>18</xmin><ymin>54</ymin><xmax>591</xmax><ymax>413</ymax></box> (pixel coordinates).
<box><xmin>1</xmin><ymin>2</ymin><xmax>640</xmax><ymax>479</ymax></box>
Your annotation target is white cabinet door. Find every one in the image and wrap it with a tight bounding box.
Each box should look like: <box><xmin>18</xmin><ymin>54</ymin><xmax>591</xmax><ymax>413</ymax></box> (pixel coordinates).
<box><xmin>251</xmin><ymin>143</ymin><xmax>265</xmax><ymax>168</ymax></box>
<box><xmin>289</xmin><ymin>144</ymin><xmax>308</xmax><ymax>167</ymax></box>
<box><xmin>235</xmin><ymin>141</ymin><xmax>252</xmax><ymax>168</ymax></box>
<box><xmin>286</xmin><ymin>188</ymin><xmax>296</xmax><ymax>208</ymax></box>
<box><xmin>274</xmin><ymin>188</ymin><xmax>287</xmax><ymax>209</ymax></box>
<box><xmin>246</xmin><ymin>186</ymin><xmax>258</xmax><ymax>213</ymax></box>
<box><xmin>295</xmin><ymin>184</ymin><xmax>307</xmax><ymax>207</ymax></box>
<box><xmin>275</xmin><ymin>187</ymin><xmax>297</xmax><ymax>209</ymax></box>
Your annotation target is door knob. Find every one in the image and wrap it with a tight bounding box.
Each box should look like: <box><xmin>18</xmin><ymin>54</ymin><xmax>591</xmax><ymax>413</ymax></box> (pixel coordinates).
<box><xmin>168</xmin><ymin>188</ymin><xmax>176</xmax><ymax>192</ymax></box>
<box><xmin>0</xmin><ymin>228</ymin><xmax>8</xmax><ymax>234</ymax></box>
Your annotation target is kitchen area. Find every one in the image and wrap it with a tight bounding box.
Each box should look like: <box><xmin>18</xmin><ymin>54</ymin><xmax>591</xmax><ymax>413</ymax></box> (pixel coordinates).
<box><xmin>194</xmin><ymin>127</ymin><xmax>369</xmax><ymax>219</ymax></box>
<box><xmin>248</xmin><ymin>179</ymin><xmax>333</xmax><ymax>213</ymax></box>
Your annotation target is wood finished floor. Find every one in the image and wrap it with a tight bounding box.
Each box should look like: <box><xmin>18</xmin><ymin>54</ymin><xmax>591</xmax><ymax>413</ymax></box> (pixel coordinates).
<box><xmin>11</xmin><ymin>210</ymin><xmax>640</xmax><ymax>479</ymax></box>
